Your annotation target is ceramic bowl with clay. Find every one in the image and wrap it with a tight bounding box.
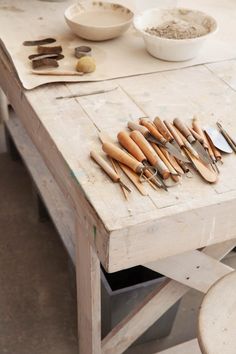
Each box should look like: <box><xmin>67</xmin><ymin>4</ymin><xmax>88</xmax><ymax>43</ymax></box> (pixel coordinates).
<box><xmin>64</xmin><ymin>2</ymin><xmax>134</xmax><ymax>41</ymax></box>
<box><xmin>134</xmin><ymin>8</ymin><xmax>218</xmax><ymax>61</ymax></box>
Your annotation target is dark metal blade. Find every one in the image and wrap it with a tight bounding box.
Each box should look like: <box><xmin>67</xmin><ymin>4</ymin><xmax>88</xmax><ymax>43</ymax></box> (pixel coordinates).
<box><xmin>192</xmin><ymin>140</ymin><xmax>212</xmax><ymax>164</ymax></box>
<box><xmin>147</xmin><ymin>137</ymin><xmax>189</xmax><ymax>163</ymax></box>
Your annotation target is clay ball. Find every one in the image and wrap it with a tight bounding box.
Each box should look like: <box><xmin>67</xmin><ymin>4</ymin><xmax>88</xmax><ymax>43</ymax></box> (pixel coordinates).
<box><xmin>76</xmin><ymin>56</ymin><xmax>96</xmax><ymax>73</ymax></box>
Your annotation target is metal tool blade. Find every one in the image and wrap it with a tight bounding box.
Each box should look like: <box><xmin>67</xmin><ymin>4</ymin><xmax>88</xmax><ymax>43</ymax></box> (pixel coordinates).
<box><xmin>192</xmin><ymin>140</ymin><xmax>212</xmax><ymax>164</ymax></box>
<box><xmin>204</xmin><ymin>127</ymin><xmax>233</xmax><ymax>154</ymax></box>
<box><xmin>147</xmin><ymin>136</ymin><xmax>189</xmax><ymax>163</ymax></box>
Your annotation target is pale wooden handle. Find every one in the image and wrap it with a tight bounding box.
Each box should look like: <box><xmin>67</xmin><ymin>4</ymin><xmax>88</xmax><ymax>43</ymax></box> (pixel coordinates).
<box><xmin>31</xmin><ymin>70</ymin><xmax>84</xmax><ymax>76</ymax></box>
<box><xmin>130</xmin><ymin>130</ymin><xmax>159</xmax><ymax>166</ymax></box>
<box><xmin>127</xmin><ymin>121</ymin><xmax>150</xmax><ymax>137</ymax></box>
<box><xmin>164</xmin><ymin>121</ymin><xmax>184</xmax><ymax>147</ymax></box>
<box><xmin>152</xmin><ymin>144</ymin><xmax>176</xmax><ymax>176</ymax></box>
<box><xmin>192</xmin><ymin>118</ymin><xmax>208</xmax><ymax>144</ymax></box>
<box><xmin>205</xmin><ymin>133</ymin><xmax>222</xmax><ymax>161</ymax></box>
<box><xmin>102</xmin><ymin>142</ymin><xmax>143</xmax><ymax>174</ymax></box>
<box><xmin>189</xmin><ymin>128</ymin><xmax>205</xmax><ymax>144</ymax></box>
<box><xmin>175</xmin><ymin>129</ymin><xmax>199</xmax><ymax>158</ymax></box>
<box><xmin>154</xmin><ymin>117</ymin><xmax>172</xmax><ymax>142</ymax></box>
<box><xmin>173</xmin><ymin>118</ymin><xmax>194</xmax><ymax>143</ymax></box>
<box><xmin>140</xmin><ymin>119</ymin><xmax>166</xmax><ymax>144</ymax></box>
<box><xmin>90</xmin><ymin>151</ymin><xmax>119</xmax><ymax>182</ymax></box>
<box><xmin>117</xmin><ymin>131</ymin><xmax>146</xmax><ymax>162</ymax></box>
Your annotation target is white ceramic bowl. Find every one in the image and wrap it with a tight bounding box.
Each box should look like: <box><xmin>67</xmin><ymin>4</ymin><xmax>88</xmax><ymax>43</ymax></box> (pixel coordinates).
<box><xmin>134</xmin><ymin>8</ymin><xmax>218</xmax><ymax>61</ymax></box>
<box><xmin>64</xmin><ymin>2</ymin><xmax>134</xmax><ymax>41</ymax></box>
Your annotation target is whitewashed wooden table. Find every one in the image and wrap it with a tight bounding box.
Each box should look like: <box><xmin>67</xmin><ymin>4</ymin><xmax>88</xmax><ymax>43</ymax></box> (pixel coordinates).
<box><xmin>1</xmin><ymin>41</ymin><xmax>236</xmax><ymax>353</ymax></box>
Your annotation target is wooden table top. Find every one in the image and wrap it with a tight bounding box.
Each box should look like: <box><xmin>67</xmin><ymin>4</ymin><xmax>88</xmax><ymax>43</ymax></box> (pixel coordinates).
<box><xmin>1</xmin><ymin>40</ymin><xmax>236</xmax><ymax>272</ymax></box>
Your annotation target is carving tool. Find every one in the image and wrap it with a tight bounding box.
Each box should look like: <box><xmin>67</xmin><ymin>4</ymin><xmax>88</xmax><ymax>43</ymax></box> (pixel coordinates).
<box><xmin>173</xmin><ymin>118</ymin><xmax>211</xmax><ymax>164</ymax></box>
<box><xmin>216</xmin><ymin>122</ymin><xmax>236</xmax><ymax>153</ymax></box>
<box><xmin>204</xmin><ymin>126</ymin><xmax>233</xmax><ymax>153</ymax></box>
<box><xmin>23</xmin><ymin>38</ymin><xmax>56</xmax><ymax>46</ymax></box>
<box><xmin>159</xmin><ymin>147</ymin><xmax>185</xmax><ymax>175</ymax></box>
<box><xmin>139</xmin><ymin>118</ymin><xmax>189</xmax><ymax>162</ymax></box>
<box><xmin>129</xmin><ymin>130</ymin><xmax>170</xmax><ymax>182</ymax></box>
<box><xmin>117</xmin><ymin>131</ymin><xmax>158</xmax><ymax>177</ymax></box>
<box><xmin>98</xmin><ymin>132</ymin><xmax>148</xmax><ymax>196</ymax></box>
<box><xmin>190</xmin><ymin>121</ymin><xmax>219</xmax><ymax>173</ymax></box>
<box><xmin>109</xmin><ymin>158</ymin><xmax>129</xmax><ymax>200</ymax></box>
<box><xmin>153</xmin><ymin>117</ymin><xmax>183</xmax><ymax>154</ymax></box>
<box><xmin>31</xmin><ymin>70</ymin><xmax>84</xmax><ymax>76</ymax></box>
<box><xmin>90</xmin><ymin>151</ymin><xmax>131</xmax><ymax>193</ymax></box>
<box><xmin>56</xmin><ymin>87</ymin><xmax>118</xmax><ymax>100</ymax></box>
<box><xmin>204</xmin><ymin>132</ymin><xmax>222</xmax><ymax>167</ymax></box>
<box><xmin>174</xmin><ymin>130</ymin><xmax>218</xmax><ymax>183</ymax></box>
<box><xmin>164</xmin><ymin>120</ymin><xmax>197</xmax><ymax>158</ymax></box>
<box><xmin>151</xmin><ymin>143</ymin><xmax>179</xmax><ymax>176</ymax></box>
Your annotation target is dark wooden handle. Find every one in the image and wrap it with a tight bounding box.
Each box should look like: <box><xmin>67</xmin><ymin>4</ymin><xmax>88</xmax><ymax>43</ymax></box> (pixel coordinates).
<box><xmin>117</xmin><ymin>131</ymin><xmax>146</xmax><ymax>162</ymax></box>
<box><xmin>140</xmin><ymin>119</ymin><xmax>166</xmax><ymax>144</ymax></box>
<box><xmin>173</xmin><ymin>118</ymin><xmax>194</xmax><ymax>143</ymax></box>
<box><xmin>90</xmin><ymin>151</ymin><xmax>119</xmax><ymax>182</ymax></box>
<box><xmin>154</xmin><ymin>117</ymin><xmax>172</xmax><ymax>142</ymax></box>
<box><xmin>102</xmin><ymin>142</ymin><xmax>143</xmax><ymax>174</ymax></box>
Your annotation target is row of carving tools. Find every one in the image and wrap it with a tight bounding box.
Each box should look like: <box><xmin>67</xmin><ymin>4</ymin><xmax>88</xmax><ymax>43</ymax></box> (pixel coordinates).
<box><xmin>90</xmin><ymin>117</ymin><xmax>235</xmax><ymax>198</ymax></box>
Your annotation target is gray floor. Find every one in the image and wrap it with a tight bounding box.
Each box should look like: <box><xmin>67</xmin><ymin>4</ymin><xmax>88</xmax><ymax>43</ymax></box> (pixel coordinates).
<box><xmin>0</xmin><ymin>124</ymin><xmax>235</xmax><ymax>354</ymax></box>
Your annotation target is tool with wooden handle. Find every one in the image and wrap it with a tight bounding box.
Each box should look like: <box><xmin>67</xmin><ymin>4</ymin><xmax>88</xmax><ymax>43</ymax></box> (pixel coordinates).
<box><xmin>164</xmin><ymin>120</ymin><xmax>198</xmax><ymax>158</ymax></box>
<box><xmin>139</xmin><ymin>118</ymin><xmax>189</xmax><ymax>162</ymax></box>
<box><xmin>174</xmin><ymin>118</ymin><xmax>211</xmax><ymax>164</ymax></box>
<box><xmin>192</xmin><ymin>118</ymin><xmax>219</xmax><ymax>172</ymax></box>
<box><xmin>173</xmin><ymin>130</ymin><xmax>218</xmax><ymax>183</ymax></box>
<box><xmin>90</xmin><ymin>151</ymin><xmax>131</xmax><ymax>192</ymax></box>
<box><xmin>109</xmin><ymin>158</ymin><xmax>129</xmax><ymax>200</ymax></box>
<box><xmin>204</xmin><ymin>131</ymin><xmax>222</xmax><ymax>162</ymax></box>
<box><xmin>216</xmin><ymin>122</ymin><xmax>236</xmax><ymax>153</ymax></box>
<box><xmin>102</xmin><ymin>142</ymin><xmax>144</xmax><ymax>174</ymax></box>
<box><xmin>130</xmin><ymin>130</ymin><xmax>170</xmax><ymax>180</ymax></box>
<box><xmin>151</xmin><ymin>144</ymin><xmax>178</xmax><ymax>176</ymax></box>
<box><xmin>159</xmin><ymin>147</ymin><xmax>185</xmax><ymax>175</ymax></box>
<box><xmin>203</xmin><ymin>132</ymin><xmax>221</xmax><ymax>173</ymax></box>
<box><xmin>154</xmin><ymin>117</ymin><xmax>183</xmax><ymax>154</ymax></box>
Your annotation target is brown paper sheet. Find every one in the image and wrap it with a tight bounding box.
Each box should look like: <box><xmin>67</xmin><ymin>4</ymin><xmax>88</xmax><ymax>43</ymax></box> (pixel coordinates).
<box><xmin>0</xmin><ymin>0</ymin><xmax>235</xmax><ymax>90</ymax></box>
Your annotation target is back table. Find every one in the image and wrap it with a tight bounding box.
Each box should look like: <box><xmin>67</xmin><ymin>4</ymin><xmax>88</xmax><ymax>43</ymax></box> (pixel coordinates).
<box><xmin>1</xmin><ymin>18</ymin><xmax>236</xmax><ymax>354</ymax></box>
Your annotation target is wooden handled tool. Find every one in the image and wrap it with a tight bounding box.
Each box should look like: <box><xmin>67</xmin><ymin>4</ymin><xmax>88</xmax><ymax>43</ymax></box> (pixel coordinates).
<box><xmin>127</xmin><ymin>121</ymin><xmax>151</xmax><ymax>137</ymax></box>
<box><xmin>174</xmin><ymin>118</ymin><xmax>211</xmax><ymax>164</ymax></box>
<box><xmin>151</xmin><ymin>144</ymin><xmax>178</xmax><ymax>176</ymax></box>
<box><xmin>165</xmin><ymin>121</ymin><xmax>197</xmax><ymax>157</ymax></box>
<box><xmin>102</xmin><ymin>142</ymin><xmax>144</xmax><ymax>174</ymax></box>
<box><xmin>154</xmin><ymin>117</ymin><xmax>173</xmax><ymax>142</ymax></box>
<box><xmin>117</xmin><ymin>131</ymin><xmax>146</xmax><ymax>163</ymax></box>
<box><xmin>140</xmin><ymin>118</ymin><xmax>166</xmax><ymax>145</ymax></box>
<box><xmin>90</xmin><ymin>151</ymin><xmax>131</xmax><ymax>192</ymax></box>
<box><xmin>130</xmin><ymin>131</ymin><xmax>170</xmax><ymax>179</ymax></box>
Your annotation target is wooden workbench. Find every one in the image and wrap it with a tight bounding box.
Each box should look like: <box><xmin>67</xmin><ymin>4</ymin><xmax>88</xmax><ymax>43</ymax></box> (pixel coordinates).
<box><xmin>1</xmin><ymin>28</ymin><xmax>236</xmax><ymax>354</ymax></box>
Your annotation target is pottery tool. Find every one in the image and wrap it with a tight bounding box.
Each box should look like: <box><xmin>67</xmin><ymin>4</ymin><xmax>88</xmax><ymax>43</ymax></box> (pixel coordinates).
<box><xmin>164</xmin><ymin>120</ymin><xmax>197</xmax><ymax>159</ymax></box>
<box><xmin>75</xmin><ymin>46</ymin><xmax>92</xmax><ymax>58</ymax></box>
<box><xmin>90</xmin><ymin>151</ymin><xmax>131</xmax><ymax>193</ymax></box>
<box><xmin>23</xmin><ymin>38</ymin><xmax>56</xmax><ymax>46</ymax></box>
<box><xmin>56</xmin><ymin>87</ymin><xmax>118</xmax><ymax>100</ymax></box>
<box><xmin>28</xmin><ymin>53</ymin><xmax>64</xmax><ymax>61</ymax></box>
<box><xmin>31</xmin><ymin>70</ymin><xmax>84</xmax><ymax>76</ymax></box>
<box><xmin>159</xmin><ymin>147</ymin><xmax>185</xmax><ymax>175</ymax></box>
<box><xmin>151</xmin><ymin>143</ymin><xmax>179</xmax><ymax>176</ymax></box>
<box><xmin>139</xmin><ymin>118</ymin><xmax>189</xmax><ymax>162</ymax></box>
<box><xmin>32</xmin><ymin>58</ymin><xmax>59</xmax><ymax>69</ymax></box>
<box><xmin>204</xmin><ymin>126</ymin><xmax>233</xmax><ymax>154</ymax></box>
<box><xmin>190</xmin><ymin>121</ymin><xmax>219</xmax><ymax>173</ymax></box>
<box><xmin>153</xmin><ymin>117</ymin><xmax>183</xmax><ymax>154</ymax></box>
<box><xmin>173</xmin><ymin>118</ymin><xmax>211</xmax><ymax>164</ymax></box>
<box><xmin>216</xmin><ymin>122</ymin><xmax>236</xmax><ymax>153</ymax></box>
<box><xmin>204</xmin><ymin>131</ymin><xmax>222</xmax><ymax>164</ymax></box>
<box><xmin>110</xmin><ymin>158</ymin><xmax>129</xmax><ymax>200</ymax></box>
<box><xmin>129</xmin><ymin>130</ymin><xmax>170</xmax><ymax>181</ymax></box>
<box><xmin>98</xmin><ymin>132</ymin><xmax>148</xmax><ymax>195</ymax></box>
<box><xmin>174</xmin><ymin>129</ymin><xmax>218</xmax><ymax>183</ymax></box>
<box><xmin>117</xmin><ymin>131</ymin><xmax>166</xmax><ymax>189</ymax></box>
<box><xmin>37</xmin><ymin>45</ymin><xmax>62</xmax><ymax>54</ymax></box>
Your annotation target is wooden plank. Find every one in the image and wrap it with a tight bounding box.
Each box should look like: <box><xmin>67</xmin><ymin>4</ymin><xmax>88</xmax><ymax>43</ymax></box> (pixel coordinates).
<box><xmin>5</xmin><ymin>110</ymin><xmax>76</xmax><ymax>263</ymax></box>
<box><xmin>145</xmin><ymin>250</ymin><xmax>234</xmax><ymax>293</ymax></box>
<box><xmin>101</xmin><ymin>240</ymin><xmax>236</xmax><ymax>354</ymax></box>
<box><xmin>156</xmin><ymin>339</ymin><xmax>201</xmax><ymax>354</ymax></box>
<box><xmin>76</xmin><ymin>218</ymin><xmax>101</xmax><ymax>354</ymax></box>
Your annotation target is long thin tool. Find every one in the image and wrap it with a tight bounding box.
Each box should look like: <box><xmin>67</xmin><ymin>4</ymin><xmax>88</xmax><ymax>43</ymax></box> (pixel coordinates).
<box><xmin>90</xmin><ymin>151</ymin><xmax>131</xmax><ymax>193</ymax></box>
<box><xmin>140</xmin><ymin>118</ymin><xmax>189</xmax><ymax>162</ymax></box>
<box><xmin>153</xmin><ymin>117</ymin><xmax>183</xmax><ymax>154</ymax></box>
<box><xmin>217</xmin><ymin>122</ymin><xmax>236</xmax><ymax>153</ymax></box>
<box><xmin>173</xmin><ymin>118</ymin><xmax>211</xmax><ymax>164</ymax></box>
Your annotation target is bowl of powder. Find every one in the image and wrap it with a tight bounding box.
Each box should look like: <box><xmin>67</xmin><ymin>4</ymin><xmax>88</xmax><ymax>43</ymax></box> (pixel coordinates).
<box><xmin>133</xmin><ymin>8</ymin><xmax>218</xmax><ymax>61</ymax></box>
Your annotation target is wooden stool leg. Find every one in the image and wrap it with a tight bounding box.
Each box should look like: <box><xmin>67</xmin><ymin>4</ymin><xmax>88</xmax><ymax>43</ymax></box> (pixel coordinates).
<box><xmin>76</xmin><ymin>219</ymin><xmax>101</xmax><ymax>354</ymax></box>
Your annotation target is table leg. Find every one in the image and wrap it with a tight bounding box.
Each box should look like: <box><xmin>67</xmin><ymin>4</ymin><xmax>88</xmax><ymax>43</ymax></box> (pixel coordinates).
<box><xmin>0</xmin><ymin>88</ymin><xmax>9</xmax><ymax>123</ymax></box>
<box><xmin>75</xmin><ymin>218</ymin><xmax>101</xmax><ymax>354</ymax></box>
